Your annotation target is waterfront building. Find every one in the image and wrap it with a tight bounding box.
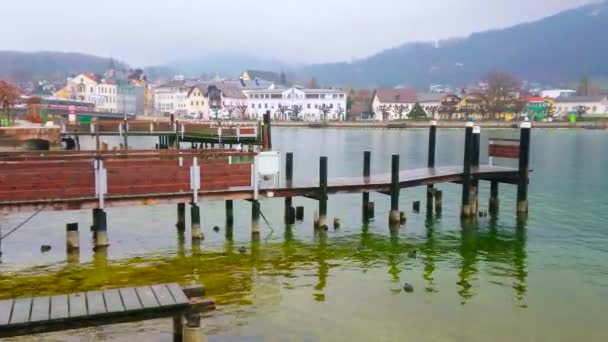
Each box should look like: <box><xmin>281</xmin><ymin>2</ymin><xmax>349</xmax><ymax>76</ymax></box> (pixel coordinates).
<box><xmin>416</xmin><ymin>92</ymin><xmax>445</xmax><ymax>119</ymax></box>
<box><xmin>540</xmin><ymin>89</ymin><xmax>576</xmax><ymax>99</ymax></box>
<box><xmin>153</xmin><ymin>80</ymin><xmax>191</xmax><ymax>115</ymax></box>
<box><xmin>186</xmin><ymin>82</ymin><xmax>248</xmax><ymax>120</ymax></box>
<box><xmin>245</xmin><ymin>87</ymin><xmax>347</xmax><ymax>121</ymax></box>
<box><xmin>241</xmin><ymin>70</ymin><xmax>284</xmax><ymax>85</ymax></box>
<box><xmin>371</xmin><ymin>88</ymin><xmax>418</xmax><ymax>121</ymax></box>
<box><xmin>554</xmin><ymin>95</ymin><xmax>608</xmax><ymax>117</ymax></box>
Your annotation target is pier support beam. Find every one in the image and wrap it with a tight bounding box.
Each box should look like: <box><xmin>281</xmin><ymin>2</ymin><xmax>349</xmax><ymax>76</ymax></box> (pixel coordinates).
<box><xmin>92</xmin><ymin>208</ymin><xmax>108</xmax><ymax>249</ymax></box>
<box><xmin>285</xmin><ymin>152</ymin><xmax>295</xmax><ymax>224</ymax></box>
<box><xmin>66</xmin><ymin>223</ymin><xmax>80</xmax><ymax>252</ymax></box>
<box><xmin>177</xmin><ymin>203</ymin><xmax>186</xmax><ymax>232</ymax></box>
<box><xmin>362</xmin><ymin>151</ymin><xmax>371</xmax><ymax>224</ymax></box>
<box><xmin>389</xmin><ymin>154</ymin><xmax>401</xmax><ymax>225</ymax></box>
<box><xmin>489</xmin><ymin>181</ymin><xmax>499</xmax><ymax>213</ymax></box>
<box><xmin>318</xmin><ymin>156</ymin><xmax>328</xmax><ymax>230</ymax></box>
<box><xmin>427</xmin><ymin>121</ymin><xmax>437</xmax><ymax>214</ymax></box>
<box><xmin>461</xmin><ymin>122</ymin><xmax>474</xmax><ymax>218</ymax></box>
<box><xmin>183</xmin><ymin>312</ymin><xmax>205</xmax><ymax>342</ymax></box>
<box><xmin>251</xmin><ymin>200</ymin><xmax>261</xmax><ymax>241</ymax></box>
<box><xmin>517</xmin><ymin>122</ymin><xmax>531</xmax><ymax>214</ymax></box>
<box><xmin>435</xmin><ymin>190</ymin><xmax>443</xmax><ymax>215</ymax></box>
<box><xmin>471</xmin><ymin>125</ymin><xmax>481</xmax><ymax>216</ymax></box>
<box><xmin>191</xmin><ymin>204</ymin><xmax>203</xmax><ymax>241</ymax></box>
<box><xmin>225</xmin><ymin>200</ymin><xmax>234</xmax><ymax>227</ymax></box>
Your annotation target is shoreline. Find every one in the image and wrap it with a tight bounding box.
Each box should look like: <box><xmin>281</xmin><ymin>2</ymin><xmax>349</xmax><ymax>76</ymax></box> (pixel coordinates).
<box><xmin>272</xmin><ymin>120</ymin><xmax>608</xmax><ymax>129</ymax></box>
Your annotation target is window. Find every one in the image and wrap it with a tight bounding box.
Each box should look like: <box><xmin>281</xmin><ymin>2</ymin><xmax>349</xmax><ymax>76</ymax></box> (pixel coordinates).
<box><xmin>265</xmin><ymin>103</ymin><xmax>268</xmax><ymax>109</ymax></box>
<box><xmin>90</xmin><ymin>87</ymin><xmax>94</xmax><ymax>93</ymax></box>
<box><xmin>252</xmin><ymin>103</ymin><xmax>255</xmax><ymax>109</ymax></box>
<box><xmin>339</xmin><ymin>94</ymin><xmax>345</xmax><ymax>99</ymax></box>
<box><xmin>330</xmin><ymin>104</ymin><xmax>333</xmax><ymax>108</ymax></box>
<box><xmin>258</xmin><ymin>104</ymin><xmax>262</xmax><ymax>109</ymax></box>
<box><xmin>196</xmin><ymin>101</ymin><xmax>199</xmax><ymax>106</ymax></box>
<box><xmin>333</xmin><ymin>94</ymin><xmax>338</xmax><ymax>99</ymax></box>
<box><xmin>315</xmin><ymin>104</ymin><xmax>318</xmax><ymax>109</ymax></box>
<box><xmin>191</xmin><ymin>101</ymin><xmax>194</xmax><ymax>105</ymax></box>
<box><xmin>307</xmin><ymin>103</ymin><xmax>311</xmax><ymax>109</ymax></box>
<box><xmin>592</xmin><ymin>106</ymin><xmax>597</xmax><ymax>112</ymax></box>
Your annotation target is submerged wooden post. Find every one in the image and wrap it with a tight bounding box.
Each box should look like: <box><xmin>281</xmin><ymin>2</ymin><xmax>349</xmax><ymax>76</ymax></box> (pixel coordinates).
<box><xmin>183</xmin><ymin>312</ymin><xmax>204</xmax><ymax>342</ymax></box>
<box><xmin>122</xmin><ymin>119</ymin><xmax>129</xmax><ymax>150</ymax></box>
<box><xmin>362</xmin><ymin>151</ymin><xmax>371</xmax><ymax>223</ymax></box>
<box><xmin>489</xmin><ymin>180</ymin><xmax>499</xmax><ymax>213</ymax></box>
<box><xmin>252</xmin><ymin>200</ymin><xmax>261</xmax><ymax>241</ymax></box>
<box><xmin>517</xmin><ymin>122</ymin><xmax>531</xmax><ymax>213</ymax></box>
<box><xmin>435</xmin><ymin>190</ymin><xmax>443</xmax><ymax>215</ymax></box>
<box><xmin>285</xmin><ymin>152</ymin><xmax>294</xmax><ymax>224</ymax></box>
<box><xmin>318</xmin><ymin>156</ymin><xmax>328</xmax><ymax>230</ymax></box>
<box><xmin>225</xmin><ymin>200</ymin><xmax>234</xmax><ymax>227</ymax></box>
<box><xmin>296</xmin><ymin>206</ymin><xmax>304</xmax><ymax>221</ymax></box>
<box><xmin>177</xmin><ymin>203</ymin><xmax>186</xmax><ymax>232</ymax></box>
<box><xmin>173</xmin><ymin>316</ymin><xmax>183</xmax><ymax>342</ymax></box>
<box><xmin>66</xmin><ymin>223</ymin><xmax>79</xmax><ymax>252</ymax></box>
<box><xmin>427</xmin><ymin>121</ymin><xmax>437</xmax><ymax>214</ymax></box>
<box><xmin>471</xmin><ymin>125</ymin><xmax>481</xmax><ymax>215</ymax></box>
<box><xmin>461</xmin><ymin>122</ymin><xmax>474</xmax><ymax>217</ymax></box>
<box><xmin>389</xmin><ymin>154</ymin><xmax>401</xmax><ymax>225</ymax></box>
<box><xmin>191</xmin><ymin>204</ymin><xmax>203</xmax><ymax>240</ymax></box>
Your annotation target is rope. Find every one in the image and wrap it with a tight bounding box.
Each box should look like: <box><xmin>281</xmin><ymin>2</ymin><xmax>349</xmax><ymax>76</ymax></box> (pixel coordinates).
<box><xmin>259</xmin><ymin>209</ymin><xmax>275</xmax><ymax>242</ymax></box>
<box><xmin>0</xmin><ymin>203</ymin><xmax>48</xmax><ymax>242</ymax></box>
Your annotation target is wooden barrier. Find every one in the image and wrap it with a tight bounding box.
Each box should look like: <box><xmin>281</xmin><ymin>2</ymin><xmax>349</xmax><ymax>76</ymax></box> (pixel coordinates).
<box><xmin>489</xmin><ymin>138</ymin><xmax>520</xmax><ymax>159</ymax></box>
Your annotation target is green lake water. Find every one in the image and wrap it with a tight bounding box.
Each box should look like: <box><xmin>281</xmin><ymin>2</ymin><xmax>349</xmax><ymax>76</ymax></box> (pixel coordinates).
<box><xmin>1</xmin><ymin>127</ymin><xmax>607</xmax><ymax>341</ymax></box>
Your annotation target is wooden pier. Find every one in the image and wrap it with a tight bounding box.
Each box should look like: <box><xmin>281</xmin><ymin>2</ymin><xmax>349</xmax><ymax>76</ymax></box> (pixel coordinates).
<box><xmin>0</xmin><ymin>120</ymin><xmax>532</xmax><ymax>244</ymax></box>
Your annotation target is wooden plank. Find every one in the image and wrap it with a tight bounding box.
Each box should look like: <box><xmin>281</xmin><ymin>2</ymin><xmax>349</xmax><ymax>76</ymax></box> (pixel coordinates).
<box><xmin>166</xmin><ymin>283</ymin><xmax>189</xmax><ymax>305</ymax></box>
<box><xmin>29</xmin><ymin>296</ymin><xmax>50</xmax><ymax>322</ymax></box>
<box><xmin>135</xmin><ymin>286</ymin><xmax>159</xmax><ymax>309</ymax></box>
<box><xmin>151</xmin><ymin>284</ymin><xmax>176</xmax><ymax>307</ymax></box>
<box><xmin>9</xmin><ymin>297</ymin><xmax>32</xmax><ymax>324</ymax></box>
<box><xmin>86</xmin><ymin>291</ymin><xmax>107</xmax><ymax>315</ymax></box>
<box><xmin>103</xmin><ymin>289</ymin><xmax>125</xmax><ymax>313</ymax></box>
<box><xmin>68</xmin><ymin>293</ymin><xmax>87</xmax><ymax>318</ymax></box>
<box><xmin>0</xmin><ymin>299</ymin><xmax>13</xmax><ymax>325</ymax></box>
<box><xmin>119</xmin><ymin>287</ymin><xmax>142</xmax><ymax>311</ymax></box>
<box><xmin>50</xmin><ymin>295</ymin><xmax>69</xmax><ymax>320</ymax></box>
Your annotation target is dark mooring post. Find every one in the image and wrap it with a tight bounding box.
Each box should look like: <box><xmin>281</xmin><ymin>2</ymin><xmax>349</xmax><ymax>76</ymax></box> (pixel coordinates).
<box><xmin>362</xmin><ymin>151</ymin><xmax>371</xmax><ymax>223</ymax></box>
<box><xmin>177</xmin><ymin>203</ymin><xmax>186</xmax><ymax>232</ymax></box>
<box><xmin>318</xmin><ymin>156</ymin><xmax>328</xmax><ymax>230</ymax></box>
<box><xmin>471</xmin><ymin>125</ymin><xmax>481</xmax><ymax>215</ymax></box>
<box><xmin>427</xmin><ymin>121</ymin><xmax>437</xmax><ymax>214</ymax></box>
<box><xmin>389</xmin><ymin>154</ymin><xmax>401</xmax><ymax>225</ymax></box>
<box><xmin>461</xmin><ymin>122</ymin><xmax>474</xmax><ymax>217</ymax></box>
<box><xmin>191</xmin><ymin>204</ymin><xmax>203</xmax><ymax>240</ymax></box>
<box><xmin>92</xmin><ymin>208</ymin><xmax>108</xmax><ymax>249</ymax></box>
<box><xmin>252</xmin><ymin>200</ymin><xmax>261</xmax><ymax>241</ymax></box>
<box><xmin>174</xmin><ymin>120</ymin><xmax>180</xmax><ymax>149</ymax></box>
<box><xmin>225</xmin><ymin>200</ymin><xmax>234</xmax><ymax>227</ymax></box>
<box><xmin>264</xmin><ymin>111</ymin><xmax>272</xmax><ymax>150</ymax></box>
<box><xmin>517</xmin><ymin>122</ymin><xmax>532</xmax><ymax>214</ymax></box>
<box><xmin>122</xmin><ymin>119</ymin><xmax>129</xmax><ymax>150</ymax></box>
<box><xmin>489</xmin><ymin>180</ymin><xmax>499</xmax><ymax>213</ymax></box>
<box><xmin>66</xmin><ymin>223</ymin><xmax>79</xmax><ymax>253</ymax></box>
<box><xmin>94</xmin><ymin>122</ymin><xmax>101</xmax><ymax>152</ymax></box>
<box><xmin>285</xmin><ymin>152</ymin><xmax>294</xmax><ymax>224</ymax></box>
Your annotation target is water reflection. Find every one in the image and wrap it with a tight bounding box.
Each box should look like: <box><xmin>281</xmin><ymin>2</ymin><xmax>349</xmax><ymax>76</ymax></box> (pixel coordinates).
<box><xmin>0</xmin><ymin>216</ymin><xmax>528</xmax><ymax>308</ymax></box>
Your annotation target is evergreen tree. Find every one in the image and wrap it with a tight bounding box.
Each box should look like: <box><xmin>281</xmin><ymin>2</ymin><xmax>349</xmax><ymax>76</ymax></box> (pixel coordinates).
<box><xmin>408</xmin><ymin>102</ymin><xmax>427</xmax><ymax>120</ymax></box>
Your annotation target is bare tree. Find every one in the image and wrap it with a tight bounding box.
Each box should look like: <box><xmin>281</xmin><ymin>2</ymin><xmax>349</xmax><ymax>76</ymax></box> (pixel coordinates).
<box><xmin>276</xmin><ymin>104</ymin><xmax>290</xmax><ymax>120</ymax></box>
<box><xmin>319</xmin><ymin>104</ymin><xmax>332</xmax><ymax>121</ymax></box>
<box><xmin>485</xmin><ymin>73</ymin><xmax>521</xmax><ymax>120</ymax></box>
<box><xmin>575</xmin><ymin>105</ymin><xmax>589</xmax><ymax>119</ymax></box>
<box><xmin>377</xmin><ymin>105</ymin><xmax>391</xmax><ymax>121</ymax></box>
<box><xmin>393</xmin><ymin>104</ymin><xmax>408</xmax><ymax>120</ymax></box>
<box><xmin>225</xmin><ymin>105</ymin><xmax>236</xmax><ymax>119</ymax></box>
<box><xmin>291</xmin><ymin>104</ymin><xmax>303</xmax><ymax>120</ymax></box>
<box><xmin>335</xmin><ymin>105</ymin><xmax>345</xmax><ymax>121</ymax></box>
<box><xmin>0</xmin><ymin>81</ymin><xmax>20</xmax><ymax>125</ymax></box>
<box><xmin>236</xmin><ymin>104</ymin><xmax>248</xmax><ymax>119</ymax></box>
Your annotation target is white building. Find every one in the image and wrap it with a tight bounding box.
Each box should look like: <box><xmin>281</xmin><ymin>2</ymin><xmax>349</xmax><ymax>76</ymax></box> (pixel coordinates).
<box><xmin>244</xmin><ymin>87</ymin><xmax>347</xmax><ymax>121</ymax></box>
<box><xmin>186</xmin><ymin>82</ymin><xmax>248</xmax><ymax>120</ymax></box>
<box><xmin>540</xmin><ymin>89</ymin><xmax>576</xmax><ymax>99</ymax></box>
<box><xmin>555</xmin><ymin>96</ymin><xmax>608</xmax><ymax>117</ymax></box>
<box><xmin>417</xmin><ymin>92</ymin><xmax>444</xmax><ymax>119</ymax></box>
<box><xmin>93</xmin><ymin>80</ymin><xmax>117</xmax><ymax>113</ymax></box>
<box><xmin>153</xmin><ymin>80</ymin><xmax>190</xmax><ymax>115</ymax></box>
<box><xmin>63</xmin><ymin>73</ymin><xmax>119</xmax><ymax>113</ymax></box>
<box><xmin>371</xmin><ymin>89</ymin><xmax>418</xmax><ymax>121</ymax></box>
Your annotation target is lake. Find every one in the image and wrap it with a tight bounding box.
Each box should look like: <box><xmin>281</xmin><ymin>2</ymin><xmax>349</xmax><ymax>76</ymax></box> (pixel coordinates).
<box><xmin>1</xmin><ymin>127</ymin><xmax>607</xmax><ymax>341</ymax></box>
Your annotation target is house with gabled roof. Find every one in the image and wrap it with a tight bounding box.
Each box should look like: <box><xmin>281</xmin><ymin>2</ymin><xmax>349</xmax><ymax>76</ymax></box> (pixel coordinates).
<box><xmin>371</xmin><ymin>88</ymin><xmax>418</xmax><ymax>121</ymax></box>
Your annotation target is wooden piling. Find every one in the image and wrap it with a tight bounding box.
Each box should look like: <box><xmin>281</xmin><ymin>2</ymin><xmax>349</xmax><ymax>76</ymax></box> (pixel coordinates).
<box><xmin>389</xmin><ymin>154</ymin><xmax>401</xmax><ymax>225</ymax></box>
<box><xmin>489</xmin><ymin>180</ymin><xmax>499</xmax><ymax>213</ymax></box>
<box><xmin>122</xmin><ymin>120</ymin><xmax>129</xmax><ymax>150</ymax></box>
<box><xmin>368</xmin><ymin>202</ymin><xmax>375</xmax><ymax>220</ymax></box>
<box><xmin>173</xmin><ymin>316</ymin><xmax>183</xmax><ymax>342</ymax></box>
<box><xmin>296</xmin><ymin>206</ymin><xmax>304</xmax><ymax>221</ymax></box>
<box><xmin>362</xmin><ymin>151</ymin><xmax>371</xmax><ymax>223</ymax></box>
<box><xmin>264</xmin><ymin>111</ymin><xmax>272</xmax><ymax>151</ymax></box>
<box><xmin>252</xmin><ymin>200</ymin><xmax>261</xmax><ymax>241</ymax></box>
<box><xmin>318</xmin><ymin>156</ymin><xmax>328</xmax><ymax>230</ymax></box>
<box><xmin>517</xmin><ymin>122</ymin><xmax>531</xmax><ymax>213</ymax></box>
<box><xmin>191</xmin><ymin>204</ymin><xmax>203</xmax><ymax>240</ymax></box>
<box><xmin>285</xmin><ymin>152</ymin><xmax>294</xmax><ymax>224</ymax></box>
<box><xmin>183</xmin><ymin>312</ymin><xmax>204</xmax><ymax>342</ymax></box>
<box><xmin>461</xmin><ymin>122</ymin><xmax>474</xmax><ymax>217</ymax></box>
<box><xmin>435</xmin><ymin>190</ymin><xmax>443</xmax><ymax>214</ymax></box>
<box><xmin>427</xmin><ymin>121</ymin><xmax>437</xmax><ymax>214</ymax></box>
<box><xmin>92</xmin><ymin>209</ymin><xmax>108</xmax><ymax>248</ymax></box>
<box><xmin>333</xmin><ymin>218</ymin><xmax>341</xmax><ymax>229</ymax></box>
<box><xmin>225</xmin><ymin>200</ymin><xmax>234</xmax><ymax>227</ymax></box>
<box><xmin>177</xmin><ymin>203</ymin><xmax>186</xmax><ymax>232</ymax></box>
<box><xmin>66</xmin><ymin>223</ymin><xmax>79</xmax><ymax>252</ymax></box>
<box><xmin>471</xmin><ymin>125</ymin><xmax>481</xmax><ymax>215</ymax></box>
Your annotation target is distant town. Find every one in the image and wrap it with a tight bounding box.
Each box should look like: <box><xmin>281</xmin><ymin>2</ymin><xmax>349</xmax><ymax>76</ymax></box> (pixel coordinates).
<box><xmin>1</xmin><ymin>61</ymin><xmax>607</xmax><ymax>127</ymax></box>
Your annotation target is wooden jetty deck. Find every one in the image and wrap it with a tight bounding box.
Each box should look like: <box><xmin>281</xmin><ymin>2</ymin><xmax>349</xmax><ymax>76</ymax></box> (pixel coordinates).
<box><xmin>0</xmin><ymin>118</ymin><xmax>532</xmax><ymax>246</ymax></box>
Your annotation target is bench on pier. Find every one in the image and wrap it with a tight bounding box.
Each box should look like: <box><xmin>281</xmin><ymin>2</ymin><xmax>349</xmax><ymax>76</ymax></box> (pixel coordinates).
<box><xmin>0</xmin><ymin>283</ymin><xmax>215</xmax><ymax>339</ymax></box>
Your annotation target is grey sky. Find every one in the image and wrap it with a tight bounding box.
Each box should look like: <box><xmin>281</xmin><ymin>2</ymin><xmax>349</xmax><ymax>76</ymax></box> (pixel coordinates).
<box><xmin>1</xmin><ymin>0</ymin><xmax>595</xmax><ymax>66</ymax></box>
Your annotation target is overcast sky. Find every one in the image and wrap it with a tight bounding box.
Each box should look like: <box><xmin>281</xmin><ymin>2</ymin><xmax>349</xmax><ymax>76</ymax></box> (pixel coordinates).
<box><xmin>1</xmin><ymin>0</ymin><xmax>595</xmax><ymax>66</ymax></box>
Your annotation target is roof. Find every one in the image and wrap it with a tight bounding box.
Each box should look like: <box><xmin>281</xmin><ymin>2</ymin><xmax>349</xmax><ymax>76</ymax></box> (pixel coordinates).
<box><xmin>188</xmin><ymin>82</ymin><xmax>246</xmax><ymax>99</ymax></box>
<box><xmin>416</xmin><ymin>92</ymin><xmax>444</xmax><ymax>103</ymax></box>
<box><xmin>374</xmin><ymin>88</ymin><xmax>417</xmax><ymax>103</ymax></box>
<box><xmin>527</xmin><ymin>96</ymin><xmax>546</xmax><ymax>102</ymax></box>
<box><xmin>226</xmin><ymin>79</ymin><xmax>278</xmax><ymax>90</ymax></box>
<box><xmin>82</xmin><ymin>73</ymin><xmax>97</xmax><ymax>82</ymax></box>
<box><xmin>244</xmin><ymin>70</ymin><xmax>281</xmax><ymax>84</ymax></box>
<box><xmin>555</xmin><ymin>95</ymin><xmax>606</xmax><ymax>103</ymax></box>
<box><xmin>244</xmin><ymin>87</ymin><xmax>345</xmax><ymax>95</ymax></box>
